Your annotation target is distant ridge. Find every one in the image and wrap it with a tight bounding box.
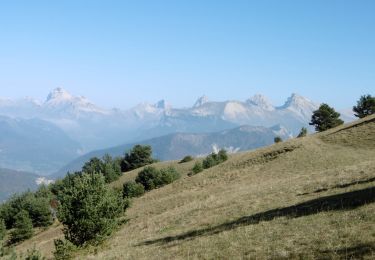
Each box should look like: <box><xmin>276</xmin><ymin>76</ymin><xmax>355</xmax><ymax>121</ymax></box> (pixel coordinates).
<box><xmin>53</xmin><ymin>124</ymin><xmax>291</xmax><ymax>179</ymax></box>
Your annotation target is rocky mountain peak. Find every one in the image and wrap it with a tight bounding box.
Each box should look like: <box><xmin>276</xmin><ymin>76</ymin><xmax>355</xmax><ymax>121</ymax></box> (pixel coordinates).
<box><xmin>247</xmin><ymin>94</ymin><xmax>274</xmax><ymax>110</ymax></box>
<box><xmin>45</xmin><ymin>87</ymin><xmax>73</xmax><ymax>103</ymax></box>
<box><xmin>193</xmin><ymin>95</ymin><xmax>209</xmax><ymax>108</ymax></box>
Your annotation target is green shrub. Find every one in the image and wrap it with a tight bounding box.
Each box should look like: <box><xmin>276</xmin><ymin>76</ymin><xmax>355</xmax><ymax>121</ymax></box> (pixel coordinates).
<box><xmin>57</xmin><ymin>173</ymin><xmax>124</xmax><ymax>246</ymax></box>
<box><xmin>135</xmin><ymin>166</ymin><xmax>180</xmax><ymax>191</ymax></box>
<box><xmin>0</xmin><ymin>189</ymin><xmax>53</xmax><ymax>230</ymax></box>
<box><xmin>217</xmin><ymin>149</ymin><xmax>228</xmax><ymax>162</ymax></box>
<box><xmin>53</xmin><ymin>239</ymin><xmax>76</xmax><ymax>260</ymax></box>
<box><xmin>297</xmin><ymin>127</ymin><xmax>307</xmax><ymax>138</ymax></box>
<box><xmin>135</xmin><ymin>167</ymin><xmax>160</xmax><ymax>191</ymax></box>
<box><xmin>121</xmin><ymin>145</ymin><xmax>155</xmax><ymax>172</ymax></box>
<box><xmin>191</xmin><ymin>161</ymin><xmax>203</xmax><ymax>175</ymax></box>
<box><xmin>202</xmin><ymin>154</ymin><xmax>217</xmax><ymax>169</ymax></box>
<box><xmin>179</xmin><ymin>155</ymin><xmax>193</xmax><ymax>163</ymax></box>
<box><xmin>25</xmin><ymin>246</ymin><xmax>45</xmax><ymax>260</ymax></box>
<box><xmin>10</xmin><ymin>210</ymin><xmax>33</xmax><ymax>243</ymax></box>
<box><xmin>0</xmin><ymin>218</ymin><xmax>5</xmax><ymax>241</ymax></box>
<box><xmin>158</xmin><ymin>167</ymin><xmax>180</xmax><ymax>186</ymax></box>
<box><xmin>123</xmin><ymin>181</ymin><xmax>145</xmax><ymax>198</ymax></box>
<box><xmin>274</xmin><ymin>136</ymin><xmax>282</xmax><ymax>143</ymax></box>
<box><xmin>202</xmin><ymin>149</ymin><xmax>228</xmax><ymax>169</ymax></box>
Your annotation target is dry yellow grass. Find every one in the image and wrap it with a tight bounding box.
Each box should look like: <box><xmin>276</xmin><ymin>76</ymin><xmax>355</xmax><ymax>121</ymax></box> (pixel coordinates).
<box><xmin>13</xmin><ymin>115</ymin><xmax>375</xmax><ymax>259</ymax></box>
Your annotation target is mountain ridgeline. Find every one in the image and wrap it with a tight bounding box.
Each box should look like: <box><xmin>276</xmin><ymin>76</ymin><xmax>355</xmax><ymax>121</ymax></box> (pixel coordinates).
<box><xmin>53</xmin><ymin>125</ymin><xmax>290</xmax><ymax>178</ymax></box>
<box><xmin>0</xmin><ymin>88</ymin><xmax>354</xmax><ymax>175</ymax></box>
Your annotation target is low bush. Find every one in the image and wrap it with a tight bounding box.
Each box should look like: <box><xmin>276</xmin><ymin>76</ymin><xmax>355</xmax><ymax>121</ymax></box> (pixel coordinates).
<box><xmin>202</xmin><ymin>149</ymin><xmax>228</xmax><ymax>169</ymax></box>
<box><xmin>53</xmin><ymin>239</ymin><xmax>76</xmax><ymax>260</ymax></box>
<box><xmin>191</xmin><ymin>161</ymin><xmax>203</xmax><ymax>175</ymax></box>
<box><xmin>274</xmin><ymin>136</ymin><xmax>282</xmax><ymax>143</ymax></box>
<box><xmin>158</xmin><ymin>167</ymin><xmax>180</xmax><ymax>186</ymax></box>
<box><xmin>135</xmin><ymin>167</ymin><xmax>160</xmax><ymax>191</ymax></box>
<box><xmin>123</xmin><ymin>181</ymin><xmax>145</xmax><ymax>198</ymax></box>
<box><xmin>202</xmin><ymin>154</ymin><xmax>217</xmax><ymax>169</ymax></box>
<box><xmin>179</xmin><ymin>155</ymin><xmax>193</xmax><ymax>163</ymax></box>
<box><xmin>135</xmin><ymin>166</ymin><xmax>180</xmax><ymax>191</ymax></box>
<box><xmin>25</xmin><ymin>247</ymin><xmax>45</xmax><ymax>260</ymax></box>
<box><xmin>191</xmin><ymin>149</ymin><xmax>228</xmax><ymax>175</ymax></box>
<box><xmin>217</xmin><ymin>149</ymin><xmax>228</xmax><ymax>162</ymax></box>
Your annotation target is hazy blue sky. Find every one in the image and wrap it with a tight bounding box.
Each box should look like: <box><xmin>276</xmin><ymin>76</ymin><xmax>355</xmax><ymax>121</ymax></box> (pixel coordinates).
<box><xmin>0</xmin><ymin>0</ymin><xmax>374</xmax><ymax>109</ymax></box>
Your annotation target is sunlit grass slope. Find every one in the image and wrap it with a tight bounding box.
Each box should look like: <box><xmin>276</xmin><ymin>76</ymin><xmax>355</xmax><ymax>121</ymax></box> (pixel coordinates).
<box><xmin>16</xmin><ymin>115</ymin><xmax>375</xmax><ymax>259</ymax></box>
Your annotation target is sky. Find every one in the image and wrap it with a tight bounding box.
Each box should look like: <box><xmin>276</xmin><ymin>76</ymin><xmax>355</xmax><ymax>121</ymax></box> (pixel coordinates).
<box><xmin>0</xmin><ymin>0</ymin><xmax>374</xmax><ymax>109</ymax></box>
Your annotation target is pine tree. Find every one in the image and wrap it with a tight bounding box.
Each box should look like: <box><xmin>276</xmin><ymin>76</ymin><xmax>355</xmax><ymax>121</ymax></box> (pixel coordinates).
<box><xmin>10</xmin><ymin>210</ymin><xmax>33</xmax><ymax>243</ymax></box>
<box><xmin>353</xmin><ymin>94</ymin><xmax>375</xmax><ymax>118</ymax></box>
<box><xmin>57</xmin><ymin>173</ymin><xmax>124</xmax><ymax>246</ymax></box>
<box><xmin>121</xmin><ymin>145</ymin><xmax>155</xmax><ymax>172</ymax></box>
<box><xmin>309</xmin><ymin>103</ymin><xmax>344</xmax><ymax>132</ymax></box>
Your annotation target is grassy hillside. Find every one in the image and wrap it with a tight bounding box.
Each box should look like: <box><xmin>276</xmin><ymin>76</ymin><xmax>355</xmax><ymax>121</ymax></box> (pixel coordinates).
<box><xmin>15</xmin><ymin>115</ymin><xmax>375</xmax><ymax>259</ymax></box>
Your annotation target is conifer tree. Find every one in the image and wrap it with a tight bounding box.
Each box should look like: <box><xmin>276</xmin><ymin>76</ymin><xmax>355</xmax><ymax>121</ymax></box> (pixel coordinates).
<box><xmin>10</xmin><ymin>210</ymin><xmax>33</xmax><ymax>243</ymax></box>
<box><xmin>57</xmin><ymin>173</ymin><xmax>124</xmax><ymax>246</ymax></box>
<box><xmin>310</xmin><ymin>103</ymin><xmax>344</xmax><ymax>132</ymax></box>
<box><xmin>353</xmin><ymin>94</ymin><xmax>375</xmax><ymax>118</ymax></box>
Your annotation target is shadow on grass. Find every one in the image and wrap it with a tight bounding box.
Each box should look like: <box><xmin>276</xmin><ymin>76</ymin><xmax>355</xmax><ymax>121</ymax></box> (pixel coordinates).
<box><xmin>298</xmin><ymin>177</ymin><xmax>375</xmax><ymax>196</ymax></box>
<box><xmin>319</xmin><ymin>243</ymin><xmax>375</xmax><ymax>259</ymax></box>
<box><xmin>138</xmin><ymin>186</ymin><xmax>375</xmax><ymax>246</ymax></box>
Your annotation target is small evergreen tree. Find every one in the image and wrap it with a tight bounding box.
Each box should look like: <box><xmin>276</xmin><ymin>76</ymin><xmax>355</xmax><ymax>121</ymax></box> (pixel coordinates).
<box><xmin>10</xmin><ymin>210</ymin><xmax>33</xmax><ymax>243</ymax></box>
<box><xmin>179</xmin><ymin>155</ymin><xmax>193</xmax><ymax>163</ymax></box>
<box><xmin>53</xmin><ymin>239</ymin><xmax>76</xmax><ymax>260</ymax></box>
<box><xmin>297</xmin><ymin>127</ymin><xmax>307</xmax><ymax>138</ymax></box>
<box><xmin>353</xmin><ymin>94</ymin><xmax>375</xmax><ymax>118</ymax></box>
<box><xmin>24</xmin><ymin>197</ymin><xmax>53</xmax><ymax>227</ymax></box>
<box><xmin>191</xmin><ymin>161</ymin><xmax>203</xmax><ymax>175</ymax></box>
<box><xmin>217</xmin><ymin>149</ymin><xmax>228</xmax><ymax>162</ymax></box>
<box><xmin>158</xmin><ymin>167</ymin><xmax>180</xmax><ymax>186</ymax></box>
<box><xmin>82</xmin><ymin>157</ymin><xmax>104</xmax><ymax>175</ymax></box>
<box><xmin>57</xmin><ymin>173</ymin><xmax>124</xmax><ymax>246</ymax></box>
<box><xmin>309</xmin><ymin>103</ymin><xmax>344</xmax><ymax>132</ymax></box>
<box><xmin>135</xmin><ymin>167</ymin><xmax>160</xmax><ymax>191</ymax></box>
<box><xmin>121</xmin><ymin>145</ymin><xmax>155</xmax><ymax>172</ymax></box>
<box><xmin>135</xmin><ymin>166</ymin><xmax>180</xmax><ymax>191</ymax></box>
<box><xmin>202</xmin><ymin>154</ymin><xmax>217</xmax><ymax>169</ymax></box>
<box><xmin>274</xmin><ymin>136</ymin><xmax>282</xmax><ymax>143</ymax></box>
<box><xmin>123</xmin><ymin>181</ymin><xmax>145</xmax><ymax>198</ymax></box>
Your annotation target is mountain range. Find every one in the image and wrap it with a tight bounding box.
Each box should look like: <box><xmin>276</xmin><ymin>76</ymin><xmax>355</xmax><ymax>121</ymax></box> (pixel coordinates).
<box><xmin>0</xmin><ymin>88</ymin><xmax>354</xmax><ymax>176</ymax></box>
